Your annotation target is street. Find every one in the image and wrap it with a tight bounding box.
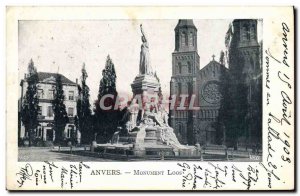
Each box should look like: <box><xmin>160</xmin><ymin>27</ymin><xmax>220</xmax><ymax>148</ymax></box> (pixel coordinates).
<box><xmin>18</xmin><ymin>147</ymin><xmax>259</xmax><ymax>162</ymax></box>
<box><xmin>18</xmin><ymin>147</ymin><xmax>113</xmax><ymax>162</ymax></box>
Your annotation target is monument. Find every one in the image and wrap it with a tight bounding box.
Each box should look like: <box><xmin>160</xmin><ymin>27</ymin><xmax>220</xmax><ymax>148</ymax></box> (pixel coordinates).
<box><xmin>95</xmin><ymin>24</ymin><xmax>197</xmax><ymax>158</ymax></box>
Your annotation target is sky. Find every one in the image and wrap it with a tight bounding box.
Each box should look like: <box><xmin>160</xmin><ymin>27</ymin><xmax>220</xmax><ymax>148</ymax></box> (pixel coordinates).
<box><xmin>18</xmin><ymin>19</ymin><xmax>262</xmax><ymax>104</ymax></box>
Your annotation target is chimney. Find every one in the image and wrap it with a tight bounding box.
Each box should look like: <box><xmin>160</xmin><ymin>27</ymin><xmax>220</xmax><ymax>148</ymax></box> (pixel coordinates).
<box><xmin>76</xmin><ymin>78</ymin><xmax>78</xmax><ymax>84</ymax></box>
<box><xmin>24</xmin><ymin>73</ymin><xmax>27</xmax><ymax>79</ymax></box>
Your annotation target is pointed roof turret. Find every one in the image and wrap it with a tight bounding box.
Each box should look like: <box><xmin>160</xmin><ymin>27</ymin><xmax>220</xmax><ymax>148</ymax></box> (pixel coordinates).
<box><xmin>175</xmin><ymin>19</ymin><xmax>197</xmax><ymax>30</ymax></box>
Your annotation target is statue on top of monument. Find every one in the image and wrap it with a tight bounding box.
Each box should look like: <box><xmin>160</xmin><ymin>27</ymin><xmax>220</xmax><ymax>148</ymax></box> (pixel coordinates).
<box><xmin>139</xmin><ymin>24</ymin><xmax>153</xmax><ymax>75</ymax></box>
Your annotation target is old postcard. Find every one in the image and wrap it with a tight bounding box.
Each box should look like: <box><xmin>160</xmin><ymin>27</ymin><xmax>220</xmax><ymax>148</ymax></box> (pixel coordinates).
<box><xmin>6</xmin><ymin>6</ymin><xmax>294</xmax><ymax>190</ymax></box>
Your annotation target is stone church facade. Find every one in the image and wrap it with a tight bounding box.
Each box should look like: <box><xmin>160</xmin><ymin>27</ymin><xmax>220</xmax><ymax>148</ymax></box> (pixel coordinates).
<box><xmin>170</xmin><ymin>19</ymin><xmax>262</xmax><ymax>146</ymax></box>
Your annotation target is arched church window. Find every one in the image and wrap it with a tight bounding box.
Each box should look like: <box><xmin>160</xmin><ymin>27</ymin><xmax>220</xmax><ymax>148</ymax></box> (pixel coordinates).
<box><xmin>181</xmin><ymin>32</ymin><xmax>187</xmax><ymax>46</ymax></box>
<box><xmin>185</xmin><ymin>32</ymin><xmax>188</xmax><ymax>46</ymax></box>
<box><xmin>178</xmin><ymin>62</ymin><xmax>182</xmax><ymax>74</ymax></box>
<box><xmin>242</xmin><ymin>24</ymin><xmax>250</xmax><ymax>41</ymax></box>
<box><xmin>250</xmin><ymin>24</ymin><xmax>256</xmax><ymax>40</ymax></box>
<box><xmin>189</xmin><ymin>32</ymin><xmax>194</xmax><ymax>47</ymax></box>
<box><xmin>187</xmin><ymin>62</ymin><xmax>192</xmax><ymax>73</ymax></box>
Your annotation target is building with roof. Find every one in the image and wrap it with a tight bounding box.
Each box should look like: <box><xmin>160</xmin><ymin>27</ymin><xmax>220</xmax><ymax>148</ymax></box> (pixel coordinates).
<box><xmin>170</xmin><ymin>19</ymin><xmax>262</xmax><ymax>147</ymax></box>
<box><xmin>19</xmin><ymin>72</ymin><xmax>80</xmax><ymax>144</ymax></box>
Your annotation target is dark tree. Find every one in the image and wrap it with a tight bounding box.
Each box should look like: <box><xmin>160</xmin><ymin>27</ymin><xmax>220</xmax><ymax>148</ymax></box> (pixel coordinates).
<box><xmin>216</xmin><ymin>65</ymin><xmax>230</xmax><ymax>145</ymax></box>
<box><xmin>52</xmin><ymin>74</ymin><xmax>69</xmax><ymax>145</ymax></box>
<box><xmin>77</xmin><ymin>63</ymin><xmax>92</xmax><ymax>144</ymax></box>
<box><xmin>231</xmin><ymin>53</ymin><xmax>248</xmax><ymax>149</ymax></box>
<box><xmin>20</xmin><ymin>59</ymin><xmax>39</xmax><ymax>146</ymax></box>
<box><xmin>98</xmin><ymin>55</ymin><xmax>117</xmax><ymax>100</ymax></box>
<box><xmin>74</xmin><ymin>115</ymin><xmax>79</xmax><ymax>142</ymax></box>
<box><xmin>94</xmin><ymin>55</ymin><xmax>122</xmax><ymax>143</ymax></box>
<box><xmin>251</xmin><ymin>76</ymin><xmax>262</xmax><ymax>146</ymax></box>
<box><xmin>218</xmin><ymin>48</ymin><xmax>248</xmax><ymax>149</ymax></box>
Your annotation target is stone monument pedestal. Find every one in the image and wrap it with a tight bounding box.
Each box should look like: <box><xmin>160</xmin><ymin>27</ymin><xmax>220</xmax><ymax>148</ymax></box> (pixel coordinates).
<box><xmin>131</xmin><ymin>74</ymin><xmax>161</xmax><ymax>101</ymax></box>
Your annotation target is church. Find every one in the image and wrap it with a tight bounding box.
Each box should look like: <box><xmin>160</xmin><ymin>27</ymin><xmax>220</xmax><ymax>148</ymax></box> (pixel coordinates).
<box><xmin>170</xmin><ymin>19</ymin><xmax>262</xmax><ymax>148</ymax></box>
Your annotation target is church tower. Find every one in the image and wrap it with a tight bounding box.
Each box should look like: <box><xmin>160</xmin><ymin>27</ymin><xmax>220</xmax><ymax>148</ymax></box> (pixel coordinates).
<box><xmin>227</xmin><ymin>19</ymin><xmax>262</xmax><ymax>146</ymax></box>
<box><xmin>170</xmin><ymin>20</ymin><xmax>200</xmax><ymax>145</ymax></box>
<box><xmin>229</xmin><ymin>19</ymin><xmax>260</xmax><ymax>74</ymax></box>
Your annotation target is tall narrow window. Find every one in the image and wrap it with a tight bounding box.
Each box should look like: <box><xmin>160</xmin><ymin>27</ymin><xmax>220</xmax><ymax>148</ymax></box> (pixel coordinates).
<box><xmin>67</xmin><ymin>125</ymin><xmax>75</xmax><ymax>138</ymax></box>
<box><xmin>48</xmin><ymin>89</ymin><xmax>54</xmax><ymax>100</ymax></box>
<box><xmin>189</xmin><ymin>32</ymin><xmax>194</xmax><ymax>47</ymax></box>
<box><xmin>47</xmin><ymin>106</ymin><xmax>53</xmax><ymax>117</ymax></box>
<box><xmin>68</xmin><ymin>107</ymin><xmax>74</xmax><ymax>117</ymax></box>
<box><xmin>38</xmin><ymin>106</ymin><xmax>42</xmax><ymax>116</ymax></box>
<box><xmin>250</xmin><ymin>24</ymin><xmax>256</xmax><ymax>40</ymax></box>
<box><xmin>185</xmin><ymin>33</ymin><xmax>188</xmax><ymax>46</ymax></box>
<box><xmin>178</xmin><ymin>63</ymin><xmax>182</xmax><ymax>74</ymax></box>
<box><xmin>181</xmin><ymin>32</ymin><xmax>186</xmax><ymax>46</ymax></box>
<box><xmin>37</xmin><ymin>89</ymin><xmax>43</xmax><ymax>99</ymax></box>
<box><xmin>242</xmin><ymin>24</ymin><xmax>250</xmax><ymax>41</ymax></box>
<box><xmin>69</xmin><ymin>91</ymin><xmax>74</xmax><ymax>100</ymax></box>
<box><xmin>187</xmin><ymin>62</ymin><xmax>192</xmax><ymax>73</ymax></box>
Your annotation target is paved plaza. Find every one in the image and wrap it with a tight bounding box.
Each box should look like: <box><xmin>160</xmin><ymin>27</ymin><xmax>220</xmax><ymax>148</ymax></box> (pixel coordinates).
<box><xmin>18</xmin><ymin>147</ymin><xmax>259</xmax><ymax>162</ymax></box>
<box><xmin>18</xmin><ymin>147</ymin><xmax>113</xmax><ymax>162</ymax></box>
